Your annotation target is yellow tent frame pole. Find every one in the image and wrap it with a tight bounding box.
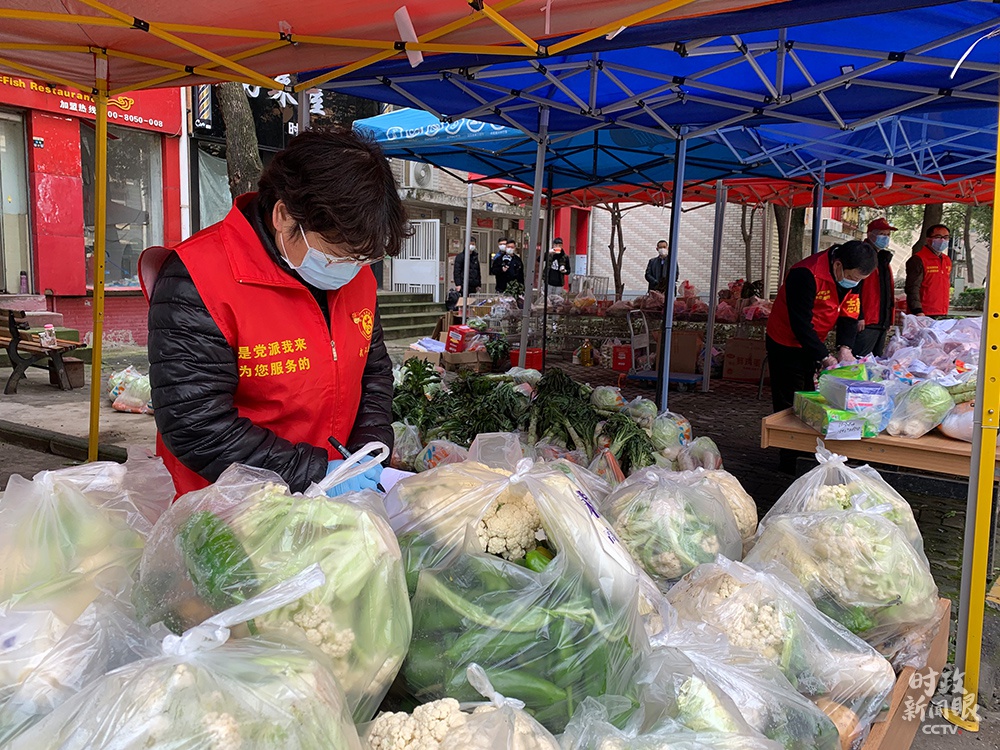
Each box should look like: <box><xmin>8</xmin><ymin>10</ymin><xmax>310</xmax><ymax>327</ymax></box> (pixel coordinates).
<box><xmin>943</xmin><ymin>97</ymin><xmax>1000</xmax><ymax>733</ymax></box>
<box><xmin>547</xmin><ymin>0</ymin><xmax>702</xmax><ymax>55</ymax></box>
<box><xmin>87</xmin><ymin>54</ymin><xmax>109</xmax><ymax>463</ymax></box>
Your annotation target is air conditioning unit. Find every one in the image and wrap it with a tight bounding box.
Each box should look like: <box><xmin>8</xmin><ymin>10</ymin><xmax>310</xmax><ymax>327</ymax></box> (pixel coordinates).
<box><xmin>402</xmin><ymin>161</ymin><xmax>435</xmax><ymax>190</ymax></box>
<box><xmin>443</xmin><ymin>210</ymin><xmax>457</xmax><ymax>225</ymax></box>
<box><xmin>821</xmin><ymin>218</ymin><xmax>843</xmax><ymax>234</ymax></box>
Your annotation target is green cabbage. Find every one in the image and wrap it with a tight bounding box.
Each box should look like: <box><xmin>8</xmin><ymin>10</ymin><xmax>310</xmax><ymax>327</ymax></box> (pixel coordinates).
<box><xmin>591</xmin><ymin>386</ymin><xmax>627</xmax><ymax>412</ymax></box>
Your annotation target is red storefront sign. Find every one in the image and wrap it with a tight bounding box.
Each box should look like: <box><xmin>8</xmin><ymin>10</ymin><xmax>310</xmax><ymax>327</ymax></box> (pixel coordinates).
<box><xmin>0</xmin><ymin>73</ymin><xmax>180</xmax><ymax>134</ymax></box>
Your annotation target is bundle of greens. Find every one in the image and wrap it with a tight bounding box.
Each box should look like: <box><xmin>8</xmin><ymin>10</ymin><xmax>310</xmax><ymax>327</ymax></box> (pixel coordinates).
<box><xmin>133</xmin><ymin>465</ymin><xmax>412</xmax><ymax>722</ymax></box>
<box><xmin>524</xmin><ymin>369</ymin><xmax>601</xmax><ymax>460</ymax></box>
<box><xmin>666</xmin><ymin>559</ymin><xmax>895</xmax><ymax>739</ymax></box>
<box><xmin>602</xmin><ymin>468</ymin><xmax>742</xmax><ymax>589</ymax></box>
<box><xmin>597</xmin><ymin>413</ymin><xmax>657</xmax><ymax>475</ymax></box>
<box><xmin>392</xmin><ymin>358</ymin><xmax>441</xmax><ymax>434</ymax></box>
<box><xmin>744</xmin><ymin>510</ymin><xmax>939</xmax><ymax>667</ymax></box>
<box><xmin>425</xmin><ymin>375</ymin><xmax>530</xmax><ymax>448</ymax></box>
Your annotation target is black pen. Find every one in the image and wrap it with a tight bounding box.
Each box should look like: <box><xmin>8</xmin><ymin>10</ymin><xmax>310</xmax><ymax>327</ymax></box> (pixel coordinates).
<box><xmin>328</xmin><ymin>436</ymin><xmax>386</xmax><ymax>493</ymax></box>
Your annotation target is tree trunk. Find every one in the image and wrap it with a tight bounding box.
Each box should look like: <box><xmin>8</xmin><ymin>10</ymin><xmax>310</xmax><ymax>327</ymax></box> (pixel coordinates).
<box><xmin>215</xmin><ymin>82</ymin><xmax>263</xmax><ymax>198</ymax></box>
<box><xmin>606</xmin><ymin>204</ymin><xmax>627</xmax><ymax>301</ymax></box>
<box><xmin>774</xmin><ymin>205</ymin><xmax>807</xmax><ymax>275</ymax></box>
<box><xmin>911</xmin><ymin>203</ymin><xmax>944</xmax><ymax>253</ymax></box>
<box><xmin>963</xmin><ymin>204</ymin><xmax>975</xmax><ymax>283</ymax></box>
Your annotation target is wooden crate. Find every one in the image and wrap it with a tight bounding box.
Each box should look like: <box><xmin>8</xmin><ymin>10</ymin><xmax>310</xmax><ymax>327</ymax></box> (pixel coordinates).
<box><xmin>860</xmin><ymin>599</ymin><xmax>952</xmax><ymax>750</ymax></box>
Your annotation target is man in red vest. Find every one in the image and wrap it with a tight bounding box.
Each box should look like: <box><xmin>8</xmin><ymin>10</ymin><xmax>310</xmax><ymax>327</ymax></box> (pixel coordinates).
<box><xmin>855</xmin><ymin>217</ymin><xmax>897</xmax><ymax>358</ymax></box>
<box><xmin>905</xmin><ymin>224</ymin><xmax>953</xmax><ymax>317</ymax></box>
<box><xmin>140</xmin><ymin>129</ymin><xmax>408</xmax><ymax>497</ymax></box>
<box><xmin>766</xmin><ymin>240</ymin><xmax>877</xmax><ymax>414</ymax></box>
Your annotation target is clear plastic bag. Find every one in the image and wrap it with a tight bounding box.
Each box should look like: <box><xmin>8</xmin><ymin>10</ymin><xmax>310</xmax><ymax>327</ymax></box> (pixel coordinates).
<box><xmin>885</xmin><ymin>381</ymin><xmax>955</xmax><ymax>438</ymax></box>
<box><xmin>677</xmin><ymin>436</ymin><xmax>723</xmax><ymax>471</ymax></box>
<box><xmin>602</xmin><ymin>467</ymin><xmax>742</xmax><ymax>590</ymax></box>
<box><xmin>414</xmin><ymin>440</ymin><xmax>469</xmax><ymax>472</ymax></box>
<box><xmin>940</xmin><ymin>401</ymin><xmax>975</xmax><ymax>442</ymax></box>
<box><xmin>398</xmin><ymin>460</ymin><xmax>647</xmax><ymax>732</ymax></box>
<box><xmin>112</xmin><ymin>375</ymin><xmax>153</xmax><ymax>414</ymax></box>
<box><xmin>590</xmin><ymin>385</ymin><xmax>627</xmax><ymax>414</ymax></box>
<box><xmin>744</xmin><ymin>510</ymin><xmax>939</xmax><ymax>668</ymax></box>
<box><xmin>756</xmin><ymin>443</ymin><xmax>923</xmax><ymax>554</ymax></box>
<box><xmin>9</xmin><ymin>567</ymin><xmax>363</xmax><ymax>750</ymax></box>
<box><xmin>133</xmin><ymin>463</ymin><xmax>412</xmax><ymax>722</ymax></box>
<box><xmin>674</xmin><ymin>469</ymin><xmax>758</xmax><ymax>549</ymax></box>
<box><xmin>391</xmin><ymin>422</ymin><xmax>423</xmax><ymax>471</ymax></box>
<box><xmin>626</xmin><ymin>397</ymin><xmax>659</xmax><ymax>430</ymax></box>
<box><xmin>666</xmin><ymin>558</ymin><xmax>895</xmax><ymax>741</ymax></box>
<box><xmin>106</xmin><ymin>365</ymin><xmax>142</xmax><ymax>401</ymax></box>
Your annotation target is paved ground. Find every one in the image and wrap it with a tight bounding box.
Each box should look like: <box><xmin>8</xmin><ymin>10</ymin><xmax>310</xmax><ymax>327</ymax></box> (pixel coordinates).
<box><xmin>2</xmin><ymin>340</ymin><xmax>1000</xmax><ymax>743</ymax></box>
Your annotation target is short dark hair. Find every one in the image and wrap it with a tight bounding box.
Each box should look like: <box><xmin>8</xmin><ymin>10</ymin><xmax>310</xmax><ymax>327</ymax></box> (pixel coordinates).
<box><xmin>553</xmin><ymin>237</ymin><xmax>564</xmax><ymax>245</ymax></box>
<box><xmin>926</xmin><ymin>224</ymin><xmax>950</xmax><ymax>237</ymax></box>
<box><xmin>499</xmin><ymin>237</ymin><xmax>509</xmax><ymax>243</ymax></box>
<box><xmin>656</xmin><ymin>239</ymin><xmax>668</xmax><ymax>247</ymax></box>
<box><xmin>831</xmin><ymin>240</ymin><xmax>877</xmax><ymax>274</ymax></box>
<box><xmin>257</xmin><ymin>127</ymin><xmax>409</xmax><ymax>259</ymax></box>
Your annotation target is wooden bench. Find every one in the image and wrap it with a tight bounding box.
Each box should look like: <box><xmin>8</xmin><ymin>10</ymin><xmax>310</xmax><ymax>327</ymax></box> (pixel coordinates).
<box><xmin>0</xmin><ymin>308</ymin><xmax>82</xmax><ymax>394</ymax></box>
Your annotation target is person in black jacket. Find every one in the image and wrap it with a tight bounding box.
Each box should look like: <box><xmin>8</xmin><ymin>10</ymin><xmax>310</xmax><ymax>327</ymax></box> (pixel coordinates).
<box><xmin>546</xmin><ymin>237</ymin><xmax>571</xmax><ymax>294</ymax></box>
<box><xmin>453</xmin><ymin>240</ymin><xmax>482</xmax><ymax>294</ymax></box>
<box><xmin>490</xmin><ymin>237</ymin><xmax>525</xmax><ymax>294</ymax></box>
<box><xmin>644</xmin><ymin>239</ymin><xmax>677</xmax><ymax>292</ymax></box>
<box><xmin>144</xmin><ymin>128</ymin><xmax>407</xmax><ymax>496</ymax></box>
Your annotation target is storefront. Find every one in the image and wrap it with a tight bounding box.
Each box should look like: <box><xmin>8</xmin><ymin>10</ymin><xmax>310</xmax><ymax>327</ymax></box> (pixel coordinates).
<box><xmin>0</xmin><ymin>74</ymin><xmax>182</xmax><ymax>345</ymax></box>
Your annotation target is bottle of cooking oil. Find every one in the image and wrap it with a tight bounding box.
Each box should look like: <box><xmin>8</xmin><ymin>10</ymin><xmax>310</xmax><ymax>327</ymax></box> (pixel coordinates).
<box><xmin>580</xmin><ymin>338</ymin><xmax>593</xmax><ymax>367</ymax></box>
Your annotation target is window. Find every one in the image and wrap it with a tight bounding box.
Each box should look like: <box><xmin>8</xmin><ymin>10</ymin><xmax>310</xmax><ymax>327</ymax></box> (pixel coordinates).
<box><xmin>81</xmin><ymin>123</ymin><xmax>163</xmax><ymax>288</ymax></box>
<box><xmin>0</xmin><ymin>111</ymin><xmax>29</xmax><ymax>294</ymax></box>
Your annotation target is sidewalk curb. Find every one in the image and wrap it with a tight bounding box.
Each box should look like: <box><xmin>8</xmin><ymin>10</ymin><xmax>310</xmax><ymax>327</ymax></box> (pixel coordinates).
<box><xmin>0</xmin><ymin>420</ymin><xmax>127</xmax><ymax>463</ymax></box>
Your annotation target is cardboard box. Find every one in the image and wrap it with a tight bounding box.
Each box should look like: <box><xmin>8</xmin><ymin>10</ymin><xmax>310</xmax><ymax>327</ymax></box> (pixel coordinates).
<box><xmin>793</xmin><ymin>391</ymin><xmax>880</xmax><ymax>440</ymax></box>
<box><xmin>442</xmin><ymin>349</ymin><xmax>492</xmax><ymax>373</ymax></box>
<box><xmin>670</xmin><ymin>330</ymin><xmax>703</xmax><ymax>374</ymax></box>
<box><xmin>403</xmin><ymin>350</ymin><xmax>441</xmax><ymax>367</ymax></box>
<box><xmin>724</xmin><ymin>337</ymin><xmax>768</xmax><ymax>383</ymax></box>
<box><xmin>445</xmin><ymin>325</ymin><xmax>478</xmax><ymax>353</ymax></box>
<box><xmin>612</xmin><ymin>346</ymin><xmax>632</xmax><ymax>372</ymax></box>
<box><xmin>432</xmin><ymin>312</ymin><xmax>456</xmax><ymax>340</ymax></box>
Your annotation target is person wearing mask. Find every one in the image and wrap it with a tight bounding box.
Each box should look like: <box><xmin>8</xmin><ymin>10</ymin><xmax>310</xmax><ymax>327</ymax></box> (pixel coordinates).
<box><xmin>766</xmin><ymin>240</ymin><xmax>877</xmax><ymax>414</ymax></box>
<box><xmin>490</xmin><ymin>236</ymin><xmax>525</xmax><ymax>293</ymax></box>
<box><xmin>905</xmin><ymin>224</ymin><xmax>953</xmax><ymax>317</ymax></box>
<box><xmin>454</xmin><ymin>237</ymin><xmax>482</xmax><ymax>295</ymax></box>
<box><xmin>644</xmin><ymin>239</ymin><xmax>678</xmax><ymax>293</ymax></box>
<box><xmin>141</xmin><ymin>128</ymin><xmax>406</xmax><ymax>497</ymax></box>
<box><xmin>546</xmin><ymin>237</ymin><xmax>571</xmax><ymax>295</ymax></box>
<box><xmin>855</xmin><ymin>217</ymin><xmax>898</xmax><ymax>357</ymax></box>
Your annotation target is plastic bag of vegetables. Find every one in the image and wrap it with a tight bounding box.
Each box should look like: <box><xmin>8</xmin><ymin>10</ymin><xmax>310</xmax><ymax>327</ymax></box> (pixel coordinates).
<box><xmin>399</xmin><ymin>460</ymin><xmax>647</xmax><ymax>732</ymax></box>
<box><xmin>744</xmin><ymin>510</ymin><xmax>939</xmax><ymax>667</ymax></box>
<box><xmin>636</xmin><ymin>635</ymin><xmax>843</xmax><ymax>750</ymax></box>
<box><xmin>674</xmin><ymin>469</ymin><xmax>757</xmax><ymax>552</ymax></box>
<box><xmin>886</xmin><ymin>381</ymin><xmax>955</xmax><ymax>438</ymax></box>
<box><xmin>666</xmin><ymin>558</ymin><xmax>895</xmax><ymax>742</ymax></box>
<box><xmin>626</xmin><ymin>397</ymin><xmax>659</xmax><ymax>430</ymax></box>
<box><xmin>365</xmin><ymin>664</ymin><xmax>560</xmax><ymax>750</ymax></box>
<box><xmin>133</xmin><ymin>457</ymin><xmax>412</xmax><ymax>722</ymax></box>
<box><xmin>9</xmin><ymin>566</ymin><xmax>363</xmax><ymax>750</ymax></box>
<box><xmin>602</xmin><ymin>468</ymin><xmax>742</xmax><ymax>590</ymax></box>
<box><xmin>414</xmin><ymin>440</ymin><xmax>469</xmax><ymax>472</ymax></box>
<box><xmin>755</xmin><ymin>443</ymin><xmax>923</xmax><ymax>555</ymax></box>
<box><xmin>560</xmin><ymin>697</ymin><xmax>783</xmax><ymax>750</ymax></box>
<box><xmin>677</xmin><ymin>436</ymin><xmax>723</xmax><ymax>471</ymax></box>
<box><xmin>590</xmin><ymin>386</ymin><xmax>627</xmax><ymax>414</ymax></box>
<box><xmin>940</xmin><ymin>401</ymin><xmax>975</xmax><ymax>442</ymax></box>
<box><xmin>391</xmin><ymin>422</ymin><xmax>423</xmax><ymax>471</ymax></box>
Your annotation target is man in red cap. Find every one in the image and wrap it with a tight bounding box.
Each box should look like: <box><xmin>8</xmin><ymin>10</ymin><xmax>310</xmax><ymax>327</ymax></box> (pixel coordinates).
<box><xmin>855</xmin><ymin>216</ymin><xmax>897</xmax><ymax>357</ymax></box>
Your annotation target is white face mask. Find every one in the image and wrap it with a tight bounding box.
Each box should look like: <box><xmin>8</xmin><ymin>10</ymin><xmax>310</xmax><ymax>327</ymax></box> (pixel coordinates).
<box><xmin>279</xmin><ymin>227</ymin><xmax>362</xmax><ymax>290</ymax></box>
<box><xmin>657</xmin><ymin>247</ymin><xmax>669</xmax><ymax>257</ymax></box>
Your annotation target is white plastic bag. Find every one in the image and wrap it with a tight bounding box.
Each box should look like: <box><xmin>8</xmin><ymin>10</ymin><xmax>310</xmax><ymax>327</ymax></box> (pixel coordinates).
<box><xmin>674</xmin><ymin>469</ymin><xmax>758</xmax><ymax>550</ymax></box>
<box><xmin>677</xmin><ymin>436</ymin><xmax>723</xmax><ymax>471</ymax></box>
<box><xmin>391</xmin><ymin>421</ymin><xmax>423</xmax><ymax>471</ymax></box>
<box><xmin>940</xmin><ymin>401</ymin><xmax>975</xmax><ymax>442</ymax></box>
<box><xmin>112</xmin><ymin>375</ymin><xmax>152</xmax><ymax>414</ymax></box>
<box><xmin>9</xmin><ymin>567</ymin><xmax>363</xmax><ymax>750</ymax></box>
<box><xmin>414</xmin><ymin>440</ymin><xmax>469</xmax><ymax>472</ymax></box>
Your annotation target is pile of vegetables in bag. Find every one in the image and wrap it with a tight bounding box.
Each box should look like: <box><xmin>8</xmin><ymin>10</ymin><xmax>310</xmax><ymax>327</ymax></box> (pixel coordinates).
<box><xmin>384</xmin><ymin>452</ymin><xmax>647</xmax><ymax>732</ymax></box>
<box><xmin>390</xmin><ymin>358</ymin><xmax>719</xmax><ymax>478</ymax></box>
<box><xmin>132</xmin><ymin>463</ymin><xmax>413</xmax><ymax>722</ymax></box>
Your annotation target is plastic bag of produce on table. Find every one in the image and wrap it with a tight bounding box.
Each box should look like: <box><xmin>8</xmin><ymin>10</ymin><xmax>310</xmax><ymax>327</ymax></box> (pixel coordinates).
<box><xmin>674</xmin><ymin>469</ymin><xmax>758</xmax><ymax>550</ymax></box>
<box><xmin>391</xmin><ymin>422</ymin><xmax>423</xmax><ymax>471</ymax></box>
<box><xmin>133</xmin><ymin>455</ymin><xmax>412</xmax><ymax>722</ymax></box>
<box><xmin>755</xmin><ymin>443</ymin><xmax>923</xmax><ymax>555</ymax></box>
<box><xmin>602</xmin><ymin>467</ymin><xmax>742</xmax><ymax>591</ymax></box>
<box><xmin>561</xmin><ymin>697</ymin><xmax>783</xmax><ymax>750</ymax></box>
<box><xmin>677</xmin><ymin>436</ymin><xmax>723</xmax><ymax>471</ymax></box>
<box><xmin>666</xmin><ymin>557</ymin><xmax>894</xmax><ymax>742</ymax></box>
<box><xmin>885</xmin><ymin>380</ymin><xmax>955</xmax><ymax>438</ymax></box>
<box><xmin>940</xmin><ymin>401</ymin><xmax>975</xmax><ymax>442</ymax></box>
<box><xmin>744</xmin><ymin>509</ymin><xmax>939</xmax><ymax>668</ymax></box>
<box><xmin>364</xmin><ymin>664</ymin><xmax>560</xmax><ymax>750</ymax></box>
<box><xmin>398</xmin><ymin>460</ymin><xmax>648</xmax><ymax>732</ymax></box>
<box><xmin>9</xmin><ymin>566</ymin><xmax>363</xmax><ymax>750</ymax></box>
<box><xmin>414</xmin><ymin>440</ymin><xmax>469</xmax><ymax>472</ymax></box>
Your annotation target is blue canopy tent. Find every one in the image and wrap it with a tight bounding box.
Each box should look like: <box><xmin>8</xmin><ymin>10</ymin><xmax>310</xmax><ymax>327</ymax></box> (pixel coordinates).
<box><xmin>339</xmin><ymin>4</ymin><xmax>1000</xmax><ymax>728</ymax></box>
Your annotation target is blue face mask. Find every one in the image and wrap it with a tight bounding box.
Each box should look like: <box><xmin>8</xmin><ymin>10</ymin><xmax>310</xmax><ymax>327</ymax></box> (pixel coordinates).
<box><xmin>838</xmin><ymin>277</ymin><xmax>860</xmax><ymax>289</ymax></box>
<box><xmin>872</xmin><ymin>234</ymin><xmax>890</xmax><ymax>250</ymax></box>
<box><xmin>930</xmin><ymin>238</ymin><xmax>949</xmax><ymax>254</ymax></box>
<box><xmin>279</xmin><ymin>227</ymin><xmax>362</xmax><ymax>290</ymax></box>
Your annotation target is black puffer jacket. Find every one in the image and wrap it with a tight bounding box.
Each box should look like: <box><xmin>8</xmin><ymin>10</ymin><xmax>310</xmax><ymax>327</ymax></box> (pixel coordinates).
<box><xmin>147</xmin><ymin>198</ymin><xmax>395</xmax><ymax>493</ymax></box>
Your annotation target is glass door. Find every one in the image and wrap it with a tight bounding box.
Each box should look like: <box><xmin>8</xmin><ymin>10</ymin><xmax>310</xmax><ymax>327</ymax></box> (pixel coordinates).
<box><xmin>0</xmin><ymin>111</ymin><xmax>29</xmax><ymax>294</ymax></box>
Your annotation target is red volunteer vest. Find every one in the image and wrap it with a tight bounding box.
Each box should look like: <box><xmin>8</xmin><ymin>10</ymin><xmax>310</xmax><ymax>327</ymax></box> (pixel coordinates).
<box><xmin>140</xmin><ymin>195</ymin><xmax>376</xmax><ymax>496</ymax></box>
<box><xmin>859</xmin><ymin>257</ymin><xmax>894</xmax><ymax>328</ymax></box>
<box><xmin>767</xmin><ymin>251</ymin><xmax>861</xmax><ymax>349</ymax></box>
<box><xmin>915</xmin><ymin>246</ymin><xmax>952</xmax><ymax>317</ymax></box>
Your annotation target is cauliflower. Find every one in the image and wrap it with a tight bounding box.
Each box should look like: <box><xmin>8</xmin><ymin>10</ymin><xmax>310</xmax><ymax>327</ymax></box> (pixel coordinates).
<box><xmin>811</xmin><ymin>484</ymin><xmax>854</xmax><ymax>510</ymax></box>
<box><xmin>366</xmin><ymin>698</ymin><xmax>468</xmax><ymax>750</ymax></box>
<box><xmin>476</xmin><ymin>487</ymin><xmax>544</xmax><ymax>561</ymax></box>
<box><xmin>441</xmin><ymin>705</ymin><xmax>560</xmax><ymax>750</ymax></box>
<box><xmin>203</xmin><ymin>711</ymin><xmax>242</xmax><ymax>750</ymax></box>
<box><xmin>687</xmin><ymin>470</ymin><xmax>758</xmax><ymax>542</ymax></box>
<box><xmin>286</xmin><ymin>601</ymin><xmax>356</xmax><ymax>660</ymax></box>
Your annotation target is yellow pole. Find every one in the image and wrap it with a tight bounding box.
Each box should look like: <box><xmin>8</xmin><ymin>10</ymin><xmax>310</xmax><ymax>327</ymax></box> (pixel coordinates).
<box><xmin>87</xmin><ymin>55</ymin><xmax>109</xmax><ymax>462</ymax></box>
<box><xmin>942</xmin><ymin>98</ymin><xmax>1000</xmax><ymax>732</ymax></box>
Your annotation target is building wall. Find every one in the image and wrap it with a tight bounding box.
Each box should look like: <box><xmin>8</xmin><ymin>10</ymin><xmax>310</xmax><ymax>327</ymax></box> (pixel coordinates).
<box><xmin>588</xmin><ymin>202</ymin><xmax>768</xmax><ymax>298</ymax></box>
<box><xmin>52</xmin><ymin>294</ymin><xmax>150</xmax><ymax>347</ymax></box>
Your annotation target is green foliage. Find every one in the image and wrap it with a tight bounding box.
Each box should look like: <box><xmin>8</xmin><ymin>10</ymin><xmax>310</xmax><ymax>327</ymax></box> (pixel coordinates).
<box><xmin>955</xmin><ymin>286</ymin><xmax>985</xmax><ymax>310</ymax></box>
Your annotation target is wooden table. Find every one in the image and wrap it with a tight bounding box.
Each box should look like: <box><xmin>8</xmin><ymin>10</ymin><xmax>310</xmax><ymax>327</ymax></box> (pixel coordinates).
<box><xmin>761</xmin><ymin>408</ymin><xmax>1000</xmax><ymax>479</ymax></box>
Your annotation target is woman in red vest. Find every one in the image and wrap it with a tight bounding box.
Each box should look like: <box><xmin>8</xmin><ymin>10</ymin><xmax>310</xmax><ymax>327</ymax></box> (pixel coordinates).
<box><xmin>905</xmin><ymin>224</ymin><xmax>952</xmax><ymax>317</ymax></box>
<box><xmin>766</xmin><ymin>240</ymin><xmax>877</xmax><ymax>415</ymax></box>
<box><xmin>140</xmin><ymin>129</ymin><xmax>408</xmax><ymax>497</ymax></box>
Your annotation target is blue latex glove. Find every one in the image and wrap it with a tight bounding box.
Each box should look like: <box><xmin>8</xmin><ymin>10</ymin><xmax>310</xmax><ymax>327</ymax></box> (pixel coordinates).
<box><xmin>324</xmin><ymin>458</ymin><xmax>383</xmax><ymax>497</ymax></box>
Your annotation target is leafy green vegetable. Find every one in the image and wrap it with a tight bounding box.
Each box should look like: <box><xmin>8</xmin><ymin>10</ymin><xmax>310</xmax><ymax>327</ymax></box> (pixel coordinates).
<box><xmin>176</xmin><ymin>510</ymin><xmax>260</xmax><ymax>613</ymax></box>
<box><xmin>599</xmin><ymin>413</ymin><xmax>656</xmax><ymax>475</ymax></box>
